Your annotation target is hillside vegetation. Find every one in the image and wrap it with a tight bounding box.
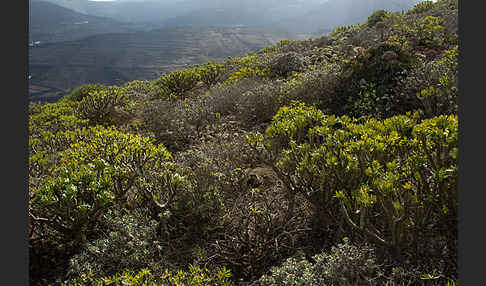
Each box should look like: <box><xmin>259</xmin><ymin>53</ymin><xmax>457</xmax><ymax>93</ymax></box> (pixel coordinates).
<box><xmin>29</xmin><ymin>1</ymin><xmax>458</xmax><ymax>285</ymax></box>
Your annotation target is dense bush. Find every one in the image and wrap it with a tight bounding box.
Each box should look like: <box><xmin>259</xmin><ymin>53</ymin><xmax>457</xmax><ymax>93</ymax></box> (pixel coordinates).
<box><xmin>254</xmin><ymin>238</ymin><xmax>379</xmax><ymax>286</ymax></box>
<box><xmin>30</xmin><ymin>126</ymin><xmax>182</xmax><ymax>246</ymax></box>
<box><xmin>254</xmin><ymin>237</ymin><xmax>457</xmax><ymax>286</ymax></box>
<box><xmin>264</xmin><ymin>52</ymin><xmax>307</xmax><ymax>78</ymax></box>
<box><xmin>334</xmin><ymin>43</ymin><xmax>417</xmax><ymax>117</ymax></box>
<box><xmin>142</xmin><ymin>99</ymin><xmax>200</xmax><ymax>151</ymax></box>
<box><xmin>196</xmin><ymin>61</ymin><xmax>226</xmax><ymax>88</ymax></box>
<box><xmin>399</xmin><ymin>45</ymin><xmax>458</xmax><ymax>117</ymax></box>
<box><xmin>67</xmin><ymin>209</ymin><xmax>163</xmax><ymax>278</ymax></box>
<box><xmin>64</xmin><ymin>266</ymin><xmax>233</xmax><ymax>286</ymax></box>
<box><xmin>366</xmin><ymin>10</ymin><xmax>389</xmax><ymax>27</ymax></box>
<box><xmin>68</xmin><ymin>83</ymin><xmax>108</xmax><ymax>102</ymax></box>
<box><xmin>249</xmin><ymin>103</ymin><xmax>457</xmax><ymax>270</ymax></box>
<box><xmin>76</xmin><ymin>86</ymin><xmax>128</xmax><ymax>126</ymax></box>
<box><xmin>29</xmin><ymin>100</ymin><xmax>88</xmax><ymax>137</ymax></box>
<box><xmin>235</xmin><ymin>82</ymin><xmax>283</xmax><ymax>127</ymax></box>
<box><xmin>153</xmin><ymin>68</ymin><xmax>201</xmax><ymax>100</ymax></box>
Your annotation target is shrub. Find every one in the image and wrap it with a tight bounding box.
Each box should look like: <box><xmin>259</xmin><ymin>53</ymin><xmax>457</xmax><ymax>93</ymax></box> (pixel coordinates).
<box><xmin>264</xmin><ymin>52</ymin><xmax>307</xmax><ymax>78</ymax></box>
<box><xmin>399</xmin><ymin>45</ymin><xmax>458</xmax><ymax>117</ymax></box>
<box><xmin>281</xmin><ymin>63</ymin><xmax>342</xmax><ymax>109</ymax></box>
<box><xmin>64</xmin><ymin>266</ymin><xmax>233</xmax><ymax>286</ymax></box>
<box><xmin>30</xmin><ymin>126</ymin><xmax>181</xmax><ymax>247</ymax></box>
<box><xmin>29</xmin><ymin>101</ymin><xmax>88</xmax><ymax>137</ymax></box>
<box><xmin>68</xmin><ymin>83</ymin><xmax>108</xmax><ymax>102</ymax></box>
<box><xmin>225</xmin><ymin>66</ymin><xmax>270</xmax><ymax>84</ymax></box>
<box><xmin>249</xmin><ymin>104</ymin><xmax>457</xmax><ymax>266</ymax></box>
<box><xmin>196</xmin><ymin>61</ymin><xmax>226</xmax><ymax>88</ymax></box>
<box><xmin>120</xmin><ymin>80</ymin><xmax>157</xmax><ymax>101</ymax></box>
<box><xmin>67</xmin><ymin>209</ymin><xmax>163</xmax><ymax>279</ymax></box>
<box><xmin>210</xmin><ymin>165</ymin><xmax>310</xmax><ymax>281</ymax></box>
<box><xmin>206</xmin><ymin>79</ymin><xmax>259</xmax><ymax>117</ymax></box>
<box><xmin>76</xmin><ymin>86</ymin><xmax>128</xmax><ymax>126</ymax></box>
<box><xmin>334</xmin><ymin>43</ymin><xmax>416</xmax><ymax>117</ymax></box>
<box><xmin>141</xmin><ymin>99</ymin><xmax>198</xmax><ymax>151</ymax></box>
<box><xmin>236</xmin><ymin>82</ymin><xmax>283</xmax><ymax>127</ymax></box>
<box><xmin>254</xmin><ymin>238</ymin><xmax>379</xmax><ymax>286</ymax></box>
<box><xmin>366</xmin><ymin>10</ymin><xmax>389</xmax><ymax>27</ymax></box>
<box><xmin>407</xmin><ymin>1</ymin><xmax>435</xmax><ymax>15</ymax></box>
<box><xmin>153</xmin><ymin>68</ymin><xmax>201</xmax><ymax>100</ymax></box>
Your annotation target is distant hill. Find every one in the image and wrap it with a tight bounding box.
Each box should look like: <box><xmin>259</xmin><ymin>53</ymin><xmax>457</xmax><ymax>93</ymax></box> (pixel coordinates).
<box><xmin>35</xmin><ymin>0</ymin><xmax>424</xmax><ymax>34</ymax></box>
<box><xmin>33</xmin><ymin>0</ymin><xmax>195</xmax><ymax>24</ymax></box>
<box><xmin>29</xmin><ymin>26</ymin><xmax>293</xmax><ymax>101</ymax></box>
<box><xmin>275</xmin><ymin>0</ymin><xmax>418</xmax><ymax>34</ymax></box>
<box><xmin>29</xmin><ymin>0</ymin><xmax>143</xmax><ymax>43</ymax></box>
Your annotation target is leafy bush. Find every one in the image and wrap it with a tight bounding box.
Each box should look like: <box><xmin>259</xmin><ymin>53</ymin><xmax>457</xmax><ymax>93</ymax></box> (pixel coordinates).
<box><xmin>225</xmin><ymin>66</ymin><xmax>270</xmax><ymax>84</ymax></box>
<box><xmin>29</xmin><ymin>101</ymin><xmax>88</xmax><ymax>137</ymax></box>
<box><xmin>249</xmin><ymin>103</ymin><xmax>457</xmax><ymax>266</ymax></box>
<box><xmin>67</xmin><ymin>209</ymin><xmax>163</xmax><ymax>278</ymax></box>
<box><xmin>399</xmin><ymin>45</ymin><xmax>458</xmax><ymax>117</ymax></box>
<box><xmin>68</xmin><ymin>83</ymin><xmax>108</xmax><ymax>102</ymax></box>
<box><xmin>366</xmin><ymin>10</ymin><xmax>389</xmax><ymax>27</ymax></box>
<box><xmin>255</xmin><ymin>237</ymin><xmax>457</xmax><ymax>286</ymax></box>
<box><xmin>334</xmin><ymin>43</ymin><xmax>416</xmax><ymax>117</ymax></box>
<box><xmin>76</xmin><ymin>86</ymin><xmax>128</xmax><ymax>126</ymax></box>
<box><xmin>64</xmin><ymin>266</ymin><xmax>233</xmax><ymax>286</ymax></box>
<box><xmin>120</xmin><ymin>80</ymin><xmax>157</xmax><ymax>101</ymax></box>
<box><xmin>30</xmin><ymin>126</ymin><xmax>181</xmax><ymax>246</ymax></box>
<box><xmin>153</xmin><ymin>68</ymin><xmax>201</xmax><ymax>100</ymax></box>
<box><xmin>254</xmin><ymin>238</ymin><xmax>379</xmax><ymax>286</ymax></box>
<box><xmin>196</xmin><ymin>61</ymin><xmax>226</xmax><ymax>88</ymax></box>
<box><xmin>263</xmin><ymin>52</ymin><xmax>307</xmax><ymax>78</ymax></box>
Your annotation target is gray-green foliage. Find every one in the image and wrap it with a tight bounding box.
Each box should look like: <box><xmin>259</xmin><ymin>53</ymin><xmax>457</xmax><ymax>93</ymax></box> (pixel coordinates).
<box><xmin>254</xmin><ymin>238</ymin><xmax>379</xmax><ymax>286</ymax></box>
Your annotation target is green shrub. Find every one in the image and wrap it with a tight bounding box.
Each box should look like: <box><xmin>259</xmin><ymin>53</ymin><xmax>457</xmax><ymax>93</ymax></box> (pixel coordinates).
<box><xmin>401</xmin><ymin>45</ymin><xmax>458</xmax><ymax>117</ymax></box>
<box><xmin>30</xmin><ymin>126</ymin><xmax>180</xmax><ymax>246</ymax></box>
<box><xmin>225</xmin><ymin>66</ymin><xmax>269</xmax><ymax>85</ymax></box>
<box><xmin>64</xmin><ymin>266</ymin><xmax>233</xmax><ymax>286</ymax></box>
<box><xmin>255</xmin><ymin>237</ymin><xmax>458</xmax><ymax>286</ymax></box>
<box><xmin>68</xmin><ymin>83</ymin><xmax>109</xmax><ymax>102</ymax></box>
<box><xmin>249</xmin><ymin>104</ymin><xmax>457</xmax><ymax>264</ymax></box>
<box><xmin>120</xmin><ymin>80</ymin><xmax>157</xmax><ymax>101</ymax></box>
<box><xmin>29</xmin><ymin>101</ymin><xmax>88</xmax><ymax>137</ymax></box>
<box><xmin>153</xmin><ymin>68</ymin><xmax>201</xmax><ymax>100</ymax></box>
<box><xmin>76</xmin><ymin>86</ymin><xmax>127</xmax><ymax>126</ymax></box>
<box><xmin>196</xmin><ymin>61</ymin><xmax>226</xmax><ymax>88</ymax></box>
<box><xmin>334</xmin><ymin>43</ymin><xmax>416</xmax><ymax>117</ymax></box>
<box><xmin>366</xmin><ymin>10</ymin><xmax>389</xmax><ymax>27</ymax></box>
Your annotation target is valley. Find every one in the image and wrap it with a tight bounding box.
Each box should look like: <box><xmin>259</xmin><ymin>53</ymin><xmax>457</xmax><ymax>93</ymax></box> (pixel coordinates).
<box><xmin>29</xmin><ymin>27</ymin><xmax>296</xmax><ymax>101</ymax></box>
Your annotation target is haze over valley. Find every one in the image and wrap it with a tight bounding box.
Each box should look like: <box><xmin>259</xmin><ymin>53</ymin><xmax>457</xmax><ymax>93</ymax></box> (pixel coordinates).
<box><xmin>29</xmin><ymin>0</ymin><xmax>420</xmax><ymax>101</ymax></box>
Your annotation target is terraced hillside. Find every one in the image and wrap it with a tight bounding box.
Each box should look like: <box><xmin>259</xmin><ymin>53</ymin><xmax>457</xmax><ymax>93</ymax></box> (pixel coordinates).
<box><xmin>29</xmin><ymin>27</ymin><xmax>295</xmax><ymax>101</ymax></box>
<box><xmin>29</xmin><ymin>0</ymin><xmax>145</xmax><ymax>44</ymax></box>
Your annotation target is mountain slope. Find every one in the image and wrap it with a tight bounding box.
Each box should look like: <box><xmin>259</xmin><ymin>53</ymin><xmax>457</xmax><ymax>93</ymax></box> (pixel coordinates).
<box><xmin>29</xmin><ymin>0</ymin><xmax>139</xmax><ymax>43</ymax></box>
<box><xmin>29</xmin><ymin>26</ymin><xmax>292</xmax><ymax>100</ymax></box>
